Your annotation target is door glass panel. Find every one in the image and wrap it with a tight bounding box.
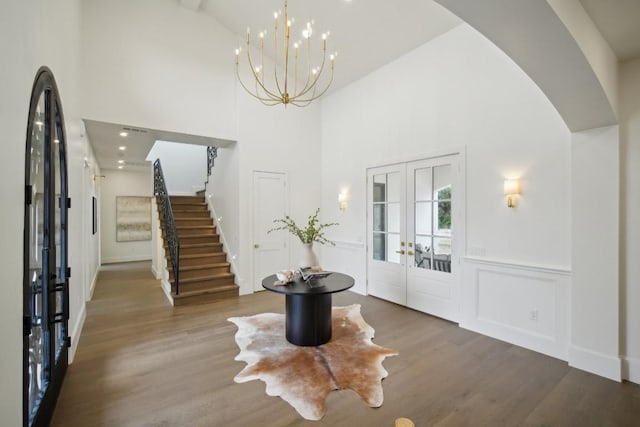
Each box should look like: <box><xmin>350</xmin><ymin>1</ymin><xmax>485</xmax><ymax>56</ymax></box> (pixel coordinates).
<box><xmin>387</xmin><ymin>172</ymin><xmax>400</xmax><ymax>202</ymax></box>
<box><xmin>414</xmin><ymin>235</ymin><xmax>432</xmax><ymax>270</ymax></box>
<box><xmin>434</xmin><ymin>165</ymin><xmax>452</xmax><ymax>198</ymax></box>
<box><xmin>372</xmin><ymin>233</ymin><xmax>386</xmax><ymax>261</ymax></box>
<box><xmin>373</xmin><ymin>204</ymin><xmax>386</xmax><ymax>232</ymax></box>
<box><xmin>373</xmin><ymin>175</ymin><xmax>386</xmax><ymax>202</ymax></box>
<box><xmin>27</xmin><ymin>93</ymin><xmax>49</xmax><ymax>423</ymax></box>
<box><xmin>387</xmin><ymin>233</ymin><xmax>401</xmax><ymax>263</ymax></box>
<box><xmin>415</xmin><ymin>167</ymin><xmax>433</xmax><ymax>201</ymax></box>
<box><xmin>415</xmin><ymin>202</ymin><xmax>432</xmax><ymax>235</ymax></box>
<box><xmin>387</xmin><ymin>202</ymin><xmax>400</xmax><ymax>233</ymax></box>
<box><xmin>435</xmin><ymin>201</ymin><xmax>452</xmax><ymax>235</ymax></box>
<box><xmin>433</xmin><ymin>237</ymin><xmax>452</xmax><ymax>272</ymax></box>
<box><xmin>53</xmin><ymin>108</ymin><xmax>66</xmax><ymax>362</ymax></box>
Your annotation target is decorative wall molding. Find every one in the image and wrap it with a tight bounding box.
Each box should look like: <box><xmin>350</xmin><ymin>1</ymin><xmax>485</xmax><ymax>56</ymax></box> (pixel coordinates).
<box><xmin>464</xmin><ymin>256</ymin><xmax>571</xmax><ymax>276</ymax></box>
<box><xmin>332</xmin><ymin>240</ymin><xmax>365</xmax><ymax>250</ymax></box>
<box><xmin>460</xmin><ymin>258</ymin><xmax>571</xmax><ymax>361</ymax></box>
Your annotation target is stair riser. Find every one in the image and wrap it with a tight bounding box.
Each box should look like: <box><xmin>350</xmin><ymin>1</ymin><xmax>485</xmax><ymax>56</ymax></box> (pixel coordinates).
<box><xmin>172</xmin><ymin>287</ymin><xmax>239</xmax><ymax>306</ymax></box>
<box><xmin>173</xmin><ymin>211</ymin><xmax>211</xmax><ymax>218</ymax></box>
<box><xmin>175</xmin><ymin>219</ymin><xmax>212</xmax><ymax>227</ymax></box>
<box><xmin>170</xmin><ymin>196</ymin><xmax>204</xmax><ymax>203</ymax></box>
<box><xmin>179</xmin><ymin>245</ymin><xmax>223</xmax><ymax>255</ymax></box>
<box><xmin>163</xmin><ymin>233</ymin><xmax>220</xmax><ymax>244</ymax></box>
<box><xmin>170</xmin><ymin>266</ymin><xmax>231</xmax><ymax>280</ymax></box>
<box><xmin>173</xmin><ymin>277</ymin><xmax>235</xmax><ymax>293</ymax></box>
<box><xmin>172</xmin><ymin>205</ymin><xmax>209</xmax><ymax>212</ymax></box>
<box><xmin>177</xmin><ymin>228</ymin><xmax>217</xmax><ymax>236</ymax></box>
<box><xmin>179</xmin><ymin>254</ymin><xmax>227</xmax><ymax>266</ymax></box>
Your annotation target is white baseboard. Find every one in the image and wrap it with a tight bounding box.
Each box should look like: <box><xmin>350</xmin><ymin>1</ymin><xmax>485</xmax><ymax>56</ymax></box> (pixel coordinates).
<box><xmin>622</xmin><ymin>356</ymin><xmax>640</xmax><ymax>385</ymax></box>
<box><xmin>102</xmin><ymin>256</ymin><xmax>152</xmax><ymax>264</ymax></box>
<box><xmin>89</xmin><ymin>267</ymin><xmax>99</xmax><ymax>300</ymax></box>
<box><xmin>206</xmin><ymin>197</ymin><xmax>240</xmax><ymax>284</ymax></box>
<box><xmin>160</xmin><ymin>278</ymin><xmax>174</xmax><ymax>306</ymax></box>
<box><xmin>569</xmin><ymin>345</ymin><xmax>622</xmax><ymax>382</ymax></box>
<box><xmin>68</xmin><ymin>303</ymin><xmax>86</xmax><ymax>364</ymax></box>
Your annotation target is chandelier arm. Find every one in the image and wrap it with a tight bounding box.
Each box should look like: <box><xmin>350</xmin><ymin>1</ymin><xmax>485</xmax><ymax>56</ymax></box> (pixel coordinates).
<box><xmin>293</xmin><ymin>46</ymin><xmax>328</xmax><ymax>99</ymax></box>
<box><xmin>296</xmin><ymin>36</ymin><xmax>314</xmax><ymax>97</ymax></box>
<box><xmin>290</xmin><ymin>65</ymin><xmax>334</xmax><ymax>104</ymax></box>
<box><xmin>272</xmin><ymin>13</ymin><xmax>285</xmax><ymax>99</ymax></box>
<box><xmin>245</xmin><ymin>47</ymin><xmax>282</xmax><ymax>101</ymax></box>
<box><xmin>236</xmin><ymin>63</ymin><xmax>282</xmax><ymax>104</ymax></box>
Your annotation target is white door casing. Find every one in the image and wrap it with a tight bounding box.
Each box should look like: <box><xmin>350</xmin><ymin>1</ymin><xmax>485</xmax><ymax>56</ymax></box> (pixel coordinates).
<box><xmin>252</xmin><ymin>171</ymin><xmax>289</xmax><ymax>292</ymax></box>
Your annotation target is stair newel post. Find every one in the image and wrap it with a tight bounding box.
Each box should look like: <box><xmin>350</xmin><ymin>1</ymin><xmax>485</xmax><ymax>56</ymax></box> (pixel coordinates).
<box><xmin>153</xmin><ymin>159</ymin><xmax>181</xmax><ymax>295</ymax></box>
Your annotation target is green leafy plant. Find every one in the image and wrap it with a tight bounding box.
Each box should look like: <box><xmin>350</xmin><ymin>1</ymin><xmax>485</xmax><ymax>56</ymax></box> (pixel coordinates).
<box><xmin>268</xmin><ymin>208</ymin><xmax>338</xmax><ymax>246</ymax></box>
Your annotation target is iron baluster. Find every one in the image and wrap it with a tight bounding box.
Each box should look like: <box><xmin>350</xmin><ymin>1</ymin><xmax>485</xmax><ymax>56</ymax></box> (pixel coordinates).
<box><xmin>153</xmin><ymin>159</ymin><xmax>180</xmax><ymax>295</ymax></box>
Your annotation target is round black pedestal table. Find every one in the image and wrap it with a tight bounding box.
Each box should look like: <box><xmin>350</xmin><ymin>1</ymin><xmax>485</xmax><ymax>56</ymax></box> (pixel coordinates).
<box><xmin>262</xmin><ymin>273</ymin><xmax>355</xmax><ymax>346</ymax></box>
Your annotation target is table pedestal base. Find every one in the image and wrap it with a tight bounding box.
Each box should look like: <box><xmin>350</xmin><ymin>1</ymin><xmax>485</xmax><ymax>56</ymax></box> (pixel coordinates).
<box><xmin>285</xmin><ymin>293</ymin><xmax>332</xmax><ymax>346</ymax></box>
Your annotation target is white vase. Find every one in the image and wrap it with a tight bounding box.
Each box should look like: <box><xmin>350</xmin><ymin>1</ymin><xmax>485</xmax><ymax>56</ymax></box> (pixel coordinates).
<box><xmin>300</xmin><ymin>243</ymin><xmax>319</xmax><ymax>268</ymax></box>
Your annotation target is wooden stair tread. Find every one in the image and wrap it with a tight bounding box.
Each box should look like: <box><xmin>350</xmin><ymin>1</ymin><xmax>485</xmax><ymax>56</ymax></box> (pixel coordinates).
<box><xmin>177</xmin><ymin>262</ymin><xmax>230</xmax><ymax>271</ymax></box>
<box><xmin>170</xmin><ymin>272</ymin><xmax>234</xmax><ymax>284</ymax></box>
<box><xmin>179</xmin><ymin>242</ymin><xmax>222</xmax><ymax>248</ymax></box>
<box><xmin>176</xmin><ymin>225</ymin><xmax>215</xmax><ymax>229</ymax></box>
<box><xmin>179</xmin><ymin>253</ymin><xmax>225</xmax><ymax>259</ymax></box>
<box><xmin>172</xmin><ymin>284</ymin><xmax>238</xmax><ymax>299</ymax></box>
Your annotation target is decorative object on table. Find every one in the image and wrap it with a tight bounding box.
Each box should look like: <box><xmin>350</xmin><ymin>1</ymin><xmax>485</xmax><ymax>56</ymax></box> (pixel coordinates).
<box><xmin>299</xmin><ymin>266</ymin><xmax>332</xmax><ymax>281</ymax></box>
<box><xmin>274</xmin><ymin>270</ymin><xmax>296</xmax><ymax>285</ymax></box>
<box><xmin>228</xmin><ymin>304</ymin><xmax>398</xmax><ymax>421</ymax></box>
<box><xmin>115</xmin><ymin>196</ymin><xmax>151</xmax><ymax>242</ymax></box>
<box><xmin>267</xmin><ymin>208</ymin><xmax>338</xmax><ymax>268</ymax></box>
<box><xmin>234</xmin><ymin>0</ymin><xmax>337</xmax><ymax>107</ymax></box>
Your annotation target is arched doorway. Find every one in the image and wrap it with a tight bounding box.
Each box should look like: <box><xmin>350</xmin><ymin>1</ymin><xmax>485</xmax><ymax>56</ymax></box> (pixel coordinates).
<box><xmin>23</xmin><ymin>67</ymin><xmax>70</xmax><ymax>427</ymax></box>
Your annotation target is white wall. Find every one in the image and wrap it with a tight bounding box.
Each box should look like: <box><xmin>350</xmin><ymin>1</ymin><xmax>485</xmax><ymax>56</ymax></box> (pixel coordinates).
<box><xmin>620</xmin><ymin>58</ymin><xmax>640</xmax><ymax>383</ymax></box>
<box><xmin>0</xmin><ymin>0</ymin><xmax>100</xmax><ymax>424</ymax></box>
<box><xmin>146</xmin><ymin>140</ymin><xmax>208</xmax><ymax>195</ymax></box>
<box><xmin>81</xmin><ymin>0</ymin><xmax>237</xmax><ymax>140</ymax></box>
<box><xmin>100</xmin><ymin>169</ymin><xmax>153</xmax><ymax>263</ymax></box>
<box><xmin>321</xmin><ymin>24</ymin><xmax>571</xmax><ymax>297</ymax></box>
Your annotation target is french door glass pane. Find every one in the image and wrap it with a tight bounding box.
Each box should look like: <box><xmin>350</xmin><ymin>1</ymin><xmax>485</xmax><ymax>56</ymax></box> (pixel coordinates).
<box><xmin>387</xmin><ymin>233</ymin><xmax>401</xmax><ymax>263</ymax></box>
<box><xmin>415</xmin><ymin>202</ymin><xmax>432</xmax><ymax>235</ymax></box>
<box><xmin>434</xmin><ymin>165</ymin><xmax>452</xmax><ymax>197</ymax></box>
<box><xmin>434</xmin><ymin>201</ymin><xmax>452</xmax><ymax>234</ymax></box>
<box><xmin>373</xmin><ymin>233</ymin><xmax>386</xmax><ymax>261</ymax></box>
<box><xmin>28</xmin><ymin>93</ymin><xmax>48</xmax><ymax>422</ymax></box>
<box><xmin>373</xmin><ymin>175</ymin><xmax>386</xmax><ymax>202</ymax></box>
<box><xmin>373</xmin><ymin>204</ymin><xmax>385</xmax><ymax>231</ymax></box>
<box><xmin>414</xmin><ymin>235</ymin><xmax>432</xmax><ymax>269</ymax></box>
<box><xmin>53</xmin><ymin>110</ymin><xmax>66</xmax><ymax>362</ymax></box>
<box><xmin>415</xmin><ymin>167</ymin><xmax>433</xmax><ymax>201</ymax></box>
<box><xmin>388</xmin><ymin>202</ymin><xmax>400</xmax><ymax>233</ymax></box>
<box><xmin>387</xmin><ymin>172</ymin><xmax>400</xmax><ymax>202</ymax></box>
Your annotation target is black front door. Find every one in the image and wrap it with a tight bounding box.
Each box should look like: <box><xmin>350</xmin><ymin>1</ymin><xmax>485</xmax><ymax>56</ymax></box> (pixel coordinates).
<box><xmin>23</xmin><ymin>67</ymin><xmax>70</xmax><ymax>427</ymax></box>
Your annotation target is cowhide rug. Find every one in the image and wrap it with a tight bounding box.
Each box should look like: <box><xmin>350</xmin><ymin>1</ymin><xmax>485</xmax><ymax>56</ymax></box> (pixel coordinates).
<box><xmin>228</xmin><ymin>304</ymin><xmax>398</xmax><ymax>420</ymax></box>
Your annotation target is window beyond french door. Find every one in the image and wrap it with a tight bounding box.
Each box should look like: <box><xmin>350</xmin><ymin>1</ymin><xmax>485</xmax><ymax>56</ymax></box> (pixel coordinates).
<box><xmin>367</xmin><ymin>154</ymin><xmax>461</xmax><ymax>322</ymax></box>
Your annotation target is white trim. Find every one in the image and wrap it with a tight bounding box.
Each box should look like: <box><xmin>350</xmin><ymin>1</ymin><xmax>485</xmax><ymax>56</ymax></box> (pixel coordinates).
<box><xmin>167</xmin><ymin>190</ymin><xmax>196</xmax><ymax>196</ymax></box>
<box><xmin>160</xmin><ymin>278</ymin><xmax>175</xmax><ymax>306</ymax></box>
<box><xmin>89</xmin><ymin>267</ymin><xmax>100</xmax><ymax>300</ymax></box>
<box><xmin>68</xmin><ymin>303</ymin><xmax>86</xmax><ymax>364</ymax></box>
<box><xmin>464</xmin><ymin>256</ymin><xmax>571</xmax><ymax>276</ymax></box>
<box><xmin>207</xmin><ymin>198</ymin><xmax>240</xmax><ymax>282</ymax></box>
<box><xmin>332</xmin><ymin>240</ymin><xmax>365</xmax><ymax>250</ymax></box>
<box><xmin>569</xmin><ymin>345</ymin><xmax>622</xmax><ymax>382</ymax></box>
<box><xmin>622</xmin><ymin>356</ymin><xmax>640</xmax><ymax>385</ymax></box>
<box><xmin>365</xmin><ymin>145</ymin><xmax>466</xmax><ymax>170</ymax></box>
<box><xmin>101</xmin><ymin>256</ymin><xmax>152</xmax><ymax>264</ymax></box>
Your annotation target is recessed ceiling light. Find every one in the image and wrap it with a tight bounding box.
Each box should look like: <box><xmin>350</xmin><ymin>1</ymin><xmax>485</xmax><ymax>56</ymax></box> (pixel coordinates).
<box><xmin>118</xmin><ymin>146</ymin><xmax>126</xmax><ymax>151</ymax></box>
<box><xmin>118</xmin><ymin>165</ymin><xmax>124</xmax><ymax>169</ymax></box>
<box><xmin>119</xmin><ymin>131</ymin><xmax>128</xmax><ymax>137</ymax></box>
<box><xmin>118</xmin><ymin>160</ymin><xmax>125</xmax><ymax>164</ymax></box>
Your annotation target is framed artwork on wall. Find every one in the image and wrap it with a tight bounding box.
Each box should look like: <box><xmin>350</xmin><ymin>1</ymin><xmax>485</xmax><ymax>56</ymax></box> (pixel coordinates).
<box><xmin>116</xmin><ymin>196</ymin><xmax>152</xmax><ymax>242</ymax></box>
<box><xmin>92</xmin><ymin>196</ymin><xmax>97</xmax><ymax>235</ymax></box>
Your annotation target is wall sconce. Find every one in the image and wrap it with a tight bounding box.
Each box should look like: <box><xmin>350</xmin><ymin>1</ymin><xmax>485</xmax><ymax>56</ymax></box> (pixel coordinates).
<box><xmin>503</xmin><ymin>179</ymin><xmax>521</xmax><ymax>208</ymax></box>
<box><xmin>338</xmin><ymin>191</ymin><xmax>349</xmax><ymax>212</ymax></box>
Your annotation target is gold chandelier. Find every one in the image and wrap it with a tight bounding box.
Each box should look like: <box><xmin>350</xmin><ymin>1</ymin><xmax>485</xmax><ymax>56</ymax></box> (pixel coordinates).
<box><xmin>234</xmin><ymin>1</ymin><xmax>336</xmax><ymax>107</ymax></box>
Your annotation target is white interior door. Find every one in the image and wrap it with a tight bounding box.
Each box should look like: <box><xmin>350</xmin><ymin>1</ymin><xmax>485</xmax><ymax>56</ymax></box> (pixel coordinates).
<box><xmin>253</xmin><ymin>171</ymin><xmax>288</xmax><ymax>292</ymax></box>
<box><xmin>367</xmin><ymin>155</ymin><xmax>461</xmax><ymax>322</ymax></box>
<box><xmin>367</xmin><ymin>164</ymin><xmax>407</xmax><ymax>305</ymax></box>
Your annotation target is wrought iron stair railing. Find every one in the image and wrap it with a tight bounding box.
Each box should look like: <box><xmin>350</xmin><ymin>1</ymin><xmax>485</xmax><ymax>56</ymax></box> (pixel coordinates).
<box><xmin>206</xmin><ymin>146</ymin><xmax>217</xmax><ymax>183</ymax></box>
<box><xmin>153</xmin><ymin>159</ymin><xmax>181</xmax><ymax>294</ymax></box>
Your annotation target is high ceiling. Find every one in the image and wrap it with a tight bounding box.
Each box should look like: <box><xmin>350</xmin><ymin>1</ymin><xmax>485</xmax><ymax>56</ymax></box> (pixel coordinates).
<box><xmin>84</xmin><ymin>0</ymin><xmax>640</xmax><ymax>173</ymax></box>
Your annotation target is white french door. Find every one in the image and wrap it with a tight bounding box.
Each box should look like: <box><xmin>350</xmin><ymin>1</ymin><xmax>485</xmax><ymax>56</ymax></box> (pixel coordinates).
<box><xmin>367</xmin><ymin>154</ymin><xmax>461</xmax><ymax>322</ymax></box>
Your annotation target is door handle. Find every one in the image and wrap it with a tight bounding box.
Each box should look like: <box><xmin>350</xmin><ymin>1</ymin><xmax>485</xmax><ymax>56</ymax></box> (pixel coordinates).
<box><xmin>408</xmin><ymin>251</ymin><xmax>414</xmax><ymax>256</ymax></box>
<box><xmin>395</xmin><ymin>250</ymin><xmax>405</xmax><ymax>255</ymax></box>
<box><xmin>254</xmin><ymin>244</ymin><xmax>260</xmax><ymax>249</ymax></box>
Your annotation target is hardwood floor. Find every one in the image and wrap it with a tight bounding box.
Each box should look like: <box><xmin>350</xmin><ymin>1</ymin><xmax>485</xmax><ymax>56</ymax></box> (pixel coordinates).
<box><xmin>51</xmin><ymin>262</ymin><xmax>640</xmax><ymax>426</ymax></box>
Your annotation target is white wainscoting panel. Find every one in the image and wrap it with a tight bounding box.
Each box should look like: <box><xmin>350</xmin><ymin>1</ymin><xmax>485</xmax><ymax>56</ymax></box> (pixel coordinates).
<box><xmin>460</xmin><ymin>257</ymin><xmax>571</xmax><ymax>360</ymax></box>
<box><xmin>321</xmin><ymin>240</ymin><xmax>366</xmax><ymax>295</ymax></box>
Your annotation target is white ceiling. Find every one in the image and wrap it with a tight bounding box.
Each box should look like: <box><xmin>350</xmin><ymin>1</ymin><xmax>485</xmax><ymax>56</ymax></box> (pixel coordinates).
<box><xmin>85</xmin><ymin>0</ymin><xmax>640</xmax><ymax>172</ymax></box>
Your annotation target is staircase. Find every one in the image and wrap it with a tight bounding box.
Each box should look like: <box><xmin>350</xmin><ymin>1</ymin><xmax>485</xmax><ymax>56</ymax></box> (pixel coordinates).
<box><xmin>159</xmin><ymin>195</ymin><xmax>239</xmax><ymax>306</ymax></box>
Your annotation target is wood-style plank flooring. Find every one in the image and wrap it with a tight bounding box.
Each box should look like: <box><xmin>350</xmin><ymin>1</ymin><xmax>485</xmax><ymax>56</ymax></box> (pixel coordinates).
<box><xmin>51</xmin><ymin>261</ymin><xmax>640</xmax><ymax>426</ymax></box>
